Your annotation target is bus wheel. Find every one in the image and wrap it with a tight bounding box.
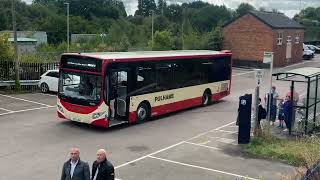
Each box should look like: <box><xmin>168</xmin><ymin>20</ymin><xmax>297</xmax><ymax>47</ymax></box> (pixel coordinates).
<box><xmin>41</xmin><ymin>83</ymin><xmax>49</xmax><ymax>93</ymax></box>
<box><xmin>137</xmin><ymin>103</ymin><xmax>149</xmax><ymax>123</ymax></box>
<box><xmin>202</xmin><ymin>91</ymin><xmax>211</xmax><ymax>106</ymax></box>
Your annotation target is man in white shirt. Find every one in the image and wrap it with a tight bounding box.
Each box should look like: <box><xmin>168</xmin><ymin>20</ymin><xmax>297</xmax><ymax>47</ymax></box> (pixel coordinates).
<box><xmin>61</xmin><ymin>147</ymin><xmax>90</xmax><ymax>180</ymax></box>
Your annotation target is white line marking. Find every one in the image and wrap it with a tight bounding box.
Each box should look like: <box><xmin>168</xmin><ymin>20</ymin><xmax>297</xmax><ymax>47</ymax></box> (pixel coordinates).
<box><xmin>115</xmin><ymin>121</ymin><xmax>236</xmax><ymax>169</ymax></box>
<box><xmin>217</xmin><ymin>138</ymin><xmax>236</xmax><ymax>145</ymax></box>
<box><xmin>0</xmin><ymin>106</ymin><xmax>55</xmax><ymax>116</ymax></box>
<box><xmin>0</xmin><ymin>107</ymin><xmax>12</xmax><ymax>112</ymax></box>
<box><xmin>36</xmin><ymin>93</ymin><xmax>57</xmax><ymax>97</ymax></box>
<box><xmin>214</xmin><ymin>129</ymin><xmax>237</xmax><ymax>134</ymax></box>
<box><xmin>214</xmin><ymin>121</ymin><xmax>236</xmax><ymax>130</ymax></box>
<box><xmin>115</xmin><ymin>141</ymin><xmax>186</xmax><ymax>169</ymax></box>
<box><xmin>148</xmin><ymin>156</ymin><xmax>258</xmax><ymax>180</ymax></box>
<box><xmin>184</xmin><ymin>141</ymin><xmax>221</xmax><ymax>150</ymax></box>
<box><xmin>198</xmin><ymin>140</ymin><xmax>211</xmax><ymax>145</ymax></box>
<box><xmin>0</xmin><ymin>94</ymin><xmax>52</xmax><ymax>107</ymax></box>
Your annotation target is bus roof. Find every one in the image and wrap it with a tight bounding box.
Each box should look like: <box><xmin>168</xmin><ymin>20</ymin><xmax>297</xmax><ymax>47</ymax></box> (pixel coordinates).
<box><xmin>63</xmin><ymin>50</ymin><xmax>230</xmax><ymax>61</ymax></box>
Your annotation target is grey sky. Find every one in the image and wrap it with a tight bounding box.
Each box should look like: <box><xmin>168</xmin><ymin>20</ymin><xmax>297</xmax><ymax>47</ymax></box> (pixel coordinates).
<box><xmin>22</xmin><ymin>0</ymin><xmax>320</xmax><ymax>18</ymax></box>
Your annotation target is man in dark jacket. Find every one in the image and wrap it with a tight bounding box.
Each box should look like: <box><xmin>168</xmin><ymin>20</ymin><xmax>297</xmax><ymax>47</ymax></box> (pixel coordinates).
<box><xmin>61</xmin><ymin>147</ymin><xmax>90</xmax><ymax>180</ymax></box>
<box><xmin>91</xmin><ymin>149</ymin><xmax>115</xmax><ymax>180</ymax></box>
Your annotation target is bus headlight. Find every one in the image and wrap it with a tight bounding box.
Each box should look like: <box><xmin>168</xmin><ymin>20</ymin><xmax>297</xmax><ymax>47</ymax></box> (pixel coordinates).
<box><xmin>92</xmin><ymin>112</ymin><xmax>104</xmax><ymax>119</ymax></box>
<box><xmin>57</xmin><ymin>105</ymin><xmax>64</xmax><ymax>113</ymax></box>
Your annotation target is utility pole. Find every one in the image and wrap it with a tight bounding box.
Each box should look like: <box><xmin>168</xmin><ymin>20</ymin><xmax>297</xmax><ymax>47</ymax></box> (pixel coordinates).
<box><xmin>12</xmin><ymin>0</ymin><xmax>20</xmax><ymax>91</ymax></box>
<box><xmin>64</xmin><ymin>2</ymin><xmax>70</xmax><ymax>52</ymax></box>
<box><xmin>254</xmin><ymin>69</ymin><xmax>263</xmax><ymax>136</ymax></box>
<box><xmin>151</xmin><ymin>10</ymin><xmax>154</xmax><ymax>50</ymax></box>
<box><xmin>181</xmin><ymin>8</ymin><xmax>185</xmax><ymax>50</ymax></box>
<box><xmin>267</xmin><ymin>52</ymin><xmax>274</xmax><ymax>131</ymax></box>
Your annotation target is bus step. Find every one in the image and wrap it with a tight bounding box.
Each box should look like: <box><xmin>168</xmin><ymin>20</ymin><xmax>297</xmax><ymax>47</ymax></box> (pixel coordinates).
<box><xmin>109</xmin><ymin>119</ymin><xmax>127</xmax><ymax>127</ymax></box>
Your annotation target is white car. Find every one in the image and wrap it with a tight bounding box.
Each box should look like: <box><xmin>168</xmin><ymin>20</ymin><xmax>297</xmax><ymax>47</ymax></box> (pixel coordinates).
<box><xmin>306</xmin><ymin>44</ymin><xmax>320</xmax><ymax>53</ymax></box>
<box><xmin>303</xmin><ymin>44</ymin><xmax>315</xmax><ymax>60</ymax></box>
<box><xmin>39</xmin><ymin>70</ymin><xmax>59</xmax><ymax>93</ymax></box>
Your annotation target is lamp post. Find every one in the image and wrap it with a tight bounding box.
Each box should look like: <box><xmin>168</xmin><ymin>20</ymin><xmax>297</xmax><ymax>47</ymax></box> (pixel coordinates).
<box><xmin>64</xmin><ymin>2</ymin><xmax>70</xmax><ymax>52</ymax></box>
<box><xmin>12</xmin><ymin>0</ymin><xmax>20</xmax><ymax>90</ymax></box>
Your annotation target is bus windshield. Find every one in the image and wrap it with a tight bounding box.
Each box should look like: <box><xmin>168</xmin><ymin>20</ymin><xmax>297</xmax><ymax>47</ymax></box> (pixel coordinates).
<box><xmin>59</xmin><ymin>71</ymin><xmax>102</xmax><ymax>106</ymax></box>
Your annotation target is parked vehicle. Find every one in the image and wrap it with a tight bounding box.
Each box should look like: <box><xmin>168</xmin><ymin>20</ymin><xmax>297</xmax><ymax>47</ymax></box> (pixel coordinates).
<box><xmin>39</xmin><ymin>70</ymin><xmax>59</xmax><ymax>93</ymax></box>
<box><xmin>303</xmin><ymin>44</ymin><xmax>315</xmax><ymax>60</ymax></box>
<box><xmin>306</xmin><ymin>44</ymin><xmax>320</xmax><ymax>53</ymax></box>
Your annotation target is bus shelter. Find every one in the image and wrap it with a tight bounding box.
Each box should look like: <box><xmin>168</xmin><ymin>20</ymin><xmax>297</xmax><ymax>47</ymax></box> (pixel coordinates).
<box><xmin>273</xmin><ymin>67</ymin><xmax>320</xmax><ymax>135</ymax></box>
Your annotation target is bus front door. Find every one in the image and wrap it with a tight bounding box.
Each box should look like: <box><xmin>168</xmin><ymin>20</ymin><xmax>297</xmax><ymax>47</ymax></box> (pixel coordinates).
<box><xmin>109</xmin><ymin>70</ymin><xmax>129</xmax><ymax>122</ymax></box>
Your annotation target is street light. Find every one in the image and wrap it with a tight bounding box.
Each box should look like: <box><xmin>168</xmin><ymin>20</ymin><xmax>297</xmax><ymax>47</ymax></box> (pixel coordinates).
<box><xmin>64</xmin><ymin>2</ymin><xmax>70</xmax><ymax>52</ymax></box>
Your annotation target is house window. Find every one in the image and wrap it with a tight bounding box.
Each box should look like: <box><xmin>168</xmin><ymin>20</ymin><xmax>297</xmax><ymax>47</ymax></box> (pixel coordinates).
<box><xmin>287</xmin><ymin>36</ymin><xmax>292</xmax><ymax>43</ymax></box>
<box><xmin>277</xmin><ymin>32</ymin><xmax>283</xmax><ymax>45</ymax></box>
<box><xmin>295</xmin><ymin>33</ymin><xmax>300</xmax><ymax>44</ymax></box>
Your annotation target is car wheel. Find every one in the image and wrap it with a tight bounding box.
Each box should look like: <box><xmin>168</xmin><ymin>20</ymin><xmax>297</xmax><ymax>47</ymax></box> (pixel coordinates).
<box><xmin>40</xmin><ymin>83</ymin><xmax>49</xmax><ymax>93</ymax></box>
<box><xmin>136</xmin><ymin>103</ymin><xmax>150</xmax><ymax>123</ymax></box>
<box><xmin>202</xmin><ymin>91</ymin><xmax>211</xmax><ymax>106</ymax></box>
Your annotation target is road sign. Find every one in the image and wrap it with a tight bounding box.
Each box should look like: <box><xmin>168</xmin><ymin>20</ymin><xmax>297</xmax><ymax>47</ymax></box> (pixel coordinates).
<box><xmin>255</xmin><ymin>69</ymin><xmax>263</xmax><ymax>87</ymax></box>
<box><xmin>263</xmin><ymin>51</ymin><xmax>273</xmax><ymax>63</ymax></box>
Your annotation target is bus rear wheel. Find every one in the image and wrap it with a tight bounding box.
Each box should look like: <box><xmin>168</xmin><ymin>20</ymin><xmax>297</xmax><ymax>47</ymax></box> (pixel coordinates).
<box><xmin>137</xmin><ymin>103</ymin><xmax>150</xmax><ymax>123</ymax></box>
<box><xmin>202</xmin><ymin>91</ymin><xmax>211</xmax><ymax>106</ymax></box>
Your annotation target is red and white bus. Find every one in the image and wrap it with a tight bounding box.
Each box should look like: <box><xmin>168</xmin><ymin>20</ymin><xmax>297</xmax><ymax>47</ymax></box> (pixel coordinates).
<box><xmin>57</xmin><ymin>50</ymin><xmax>232</xmax><ymax>127</ymax></box>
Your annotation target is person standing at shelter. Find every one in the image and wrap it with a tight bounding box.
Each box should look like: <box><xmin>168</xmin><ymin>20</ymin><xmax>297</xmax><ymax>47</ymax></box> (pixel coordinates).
<box><xmin>283</xmin><ymin>95</ymin><xmax>293</xmax><ymax>134</ymax></box>
<box><xmin>91</xmin><ymin>149</ymin><xmax>115</xmax><ymax>180</ymax></box>
<box><xmin>277</xmin><ymin>99</ymin><xmax>285</xmax><ymax>129</ymax></box>
<box><xmin>257</xmin><ymin>98</ymin><xmax>267</xmax><ymax>127</ymax></box>
<box><xmin>265</xmin><ymin>86</ymin><xmax>279</xmax><ymax>125</ymax></box>
<box><xmin>61</xmin><ymin>147</ymin><xmax>90</xmax><ymax>180</ymax></box>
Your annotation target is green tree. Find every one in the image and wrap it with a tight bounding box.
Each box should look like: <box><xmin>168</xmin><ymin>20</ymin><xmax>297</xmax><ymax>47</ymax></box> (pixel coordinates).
<box><xmin>208</xmin><ymin>26</ymin><xmax>223</xmax><ymax>50</ymax></box>
<box><xmin>236</xmin><ymin>3</ymin><xmax>255</xmax><ymax>16</ymax></box>
<box><xmin>135</xmin><ymin>0</ymin><xmax>156</xmax><ymax>17</ymax></box>
<box><xmin>0</xmin><ymin>33</ymin><xmax>13</xmax><ymax>60</ymax></box>
<box><xmin>191</xmin><ymin>5</ymin><xmax>232</xmax><ymax>32</ymax></box>
<box><xmin>149</xmin><ymin>30</ymin><xmax>173</xmax><ymax>50</ymax></box>
<box><xmin>156</xmin><ymin>0</ymin><xmax>167</xmax><ymax>15</ymax></box>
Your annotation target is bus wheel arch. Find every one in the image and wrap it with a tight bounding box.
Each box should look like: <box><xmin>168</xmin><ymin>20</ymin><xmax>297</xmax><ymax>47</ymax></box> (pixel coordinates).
<box><xmin>136</xmin><ymin>101</ymin><xmax>151</xmax><ymax>123</ymax></box>
<box><xmin>202</xmin><ymin>89</ymin><xmax>212</xmax><ymax>106</ymax></box>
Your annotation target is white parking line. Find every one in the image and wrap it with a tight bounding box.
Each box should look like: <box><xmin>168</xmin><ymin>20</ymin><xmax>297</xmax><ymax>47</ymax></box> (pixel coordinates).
<box><xmin>184</xmin><ymin>141</ymin><xmax>221</xmax><ymax>150</ymax></box>
<box><xmin>0</xmin><ymin>94</ymin><xmax>53</xmax><ymax>107</ymax></box>
<box><xmin>36</xmin><ymin>93</ymin><xmax>57</xmax><ymax>97</ymax></box>
<box><xmin>115</xmin><ymin>121</ymin><xmax>236</xmax><ymax>169</ymax></box>
<box><xmin>0</xmin><ymin>106</ymin><xmax>55</xmax><ymax>116</ymax></box>
<box><xmin>0</xmin><ymin>107</ymin><xmax>12</xmax><ymax>112</ymax></box>
<box><xmin>214</xmin><ymin>129</ymin><xmax>237</xmax><ymax>134</ymax></box>
<box><xmin>148</xmin><ymin>156</ymin><xmax>258</xmax><ymax>180</ymax></box>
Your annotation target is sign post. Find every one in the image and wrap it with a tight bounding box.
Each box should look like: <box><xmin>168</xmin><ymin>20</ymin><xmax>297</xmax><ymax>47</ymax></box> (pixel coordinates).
<box><xmin>254</xmin><ymin>69</ymin><xmax>263</xmax><ymax>136</ymax></box>
<box><xmin>263</xmin><ymin>51</ymin><xmax>274</xmax><ymax>130</ymax></box>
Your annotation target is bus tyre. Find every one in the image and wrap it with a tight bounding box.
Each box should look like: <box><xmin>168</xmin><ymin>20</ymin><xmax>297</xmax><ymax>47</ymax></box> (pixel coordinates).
<box><xmin>41</xmin><ymin>83</ymin><xmax>49</xmax><ymax>93</ymax></box>
<box><xmin>137</xmin><ymin>103</ymin><xmax>149</xmax><ymax>123</ymax></box>
<box><xmin>202</xmin><ymin>91</ymin><xmax>211</xmax><ymax>106</ymax></box>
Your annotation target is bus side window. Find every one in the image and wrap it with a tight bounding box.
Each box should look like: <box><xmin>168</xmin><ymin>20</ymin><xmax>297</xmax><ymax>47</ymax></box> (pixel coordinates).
<box><xmin>135</xmin><ymin>65</ymin><xmax>155</xmax><ymax>94</ymax></box>
<box><xmin>156</xmin><ymin>63</ymin><xmax>174</xmax><ymax>91</ymax></box>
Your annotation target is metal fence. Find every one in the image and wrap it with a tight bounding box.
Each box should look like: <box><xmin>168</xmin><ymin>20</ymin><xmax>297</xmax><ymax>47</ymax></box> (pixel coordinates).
<box><xmin>0</xmin><ymin>61</ymin><xmax>59</xmax><ymax>91</ymax></box>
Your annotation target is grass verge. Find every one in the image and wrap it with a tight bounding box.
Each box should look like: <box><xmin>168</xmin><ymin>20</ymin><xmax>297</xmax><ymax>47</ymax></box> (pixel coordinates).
<box><xmin>244</xmin><ymin>131</ymin><xmax>320</xmax><ymax>168</ymax></box>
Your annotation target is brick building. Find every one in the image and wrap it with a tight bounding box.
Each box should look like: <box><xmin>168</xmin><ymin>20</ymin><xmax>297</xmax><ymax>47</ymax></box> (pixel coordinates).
<box><xmin>223</xmin><ymin>11</ymin><xmax>305</xmax><ymax>67</ymax></box>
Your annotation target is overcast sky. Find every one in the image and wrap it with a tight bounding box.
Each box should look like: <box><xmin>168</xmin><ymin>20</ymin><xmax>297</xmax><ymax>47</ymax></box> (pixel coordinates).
<box><xmin>22</xmin><ymin>0</ymin><xmax>320</xmax><ymax>18</ymax></box>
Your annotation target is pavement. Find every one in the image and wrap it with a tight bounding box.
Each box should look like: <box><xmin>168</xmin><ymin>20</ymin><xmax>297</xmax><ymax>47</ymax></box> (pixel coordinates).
<box><xmin>0</xmin><ymin>55</ymin><xmax>319</xmax><ymax>180</ymax></box>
